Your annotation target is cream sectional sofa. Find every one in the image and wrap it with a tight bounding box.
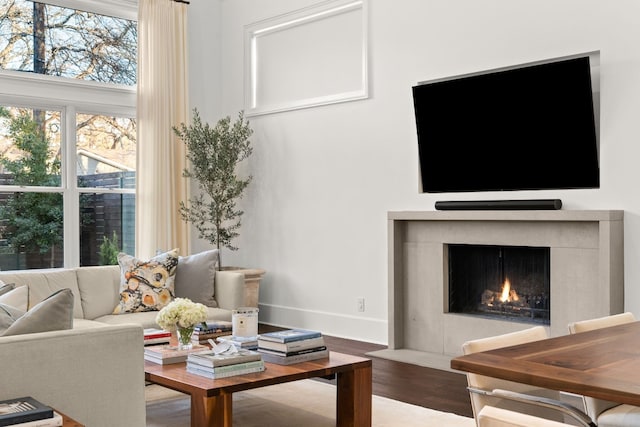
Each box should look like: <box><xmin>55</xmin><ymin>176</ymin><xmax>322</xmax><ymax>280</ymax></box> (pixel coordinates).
<box><xmin>0</xmin><ymin>265</ymin><xmax>251</xmax><ymax>427</ymax></box>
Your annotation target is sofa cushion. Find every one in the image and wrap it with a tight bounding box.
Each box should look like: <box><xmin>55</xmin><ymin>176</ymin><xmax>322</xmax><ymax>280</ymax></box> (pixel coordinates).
<box><xmin>76</xmin><ymin>266</ymin><xmax>121</xmax><ymax>320</ymax></box>
<box><xmin>96</xmin><ymin>311</ymin><xmax>167</xmax><ymax>329</ymax></box>
<box><xmin>0</xmin><ymin>285</ymin><xmax>28</xmax><ymax>311</ymax></box>
<box><xmin>95</xmin><ymin>306</ymin><xmax>233</xmax><ymax>329</ymax></box>
<box><xmin>175</xmin><ymin>249</ymin><xmax>219</xmax><ymax>307</ymax></box>
<box><xmin>0</xmin><ymin>269</ymin><xmax>83</xmax><ymax>319</ymax></box>
<box><xmin>113</xmin><ymin>249</ymin><xmax>179</xmax><ymax>314</ymax></box>
<box><xmin>2</xmin><ymin>289</ymin><xmax>74</xmax><ymax>336</ymax></box>
<box><xmin>72</xmin><ymin>318</ymin><xmax>110</xmax><ymax>329</ymax></box>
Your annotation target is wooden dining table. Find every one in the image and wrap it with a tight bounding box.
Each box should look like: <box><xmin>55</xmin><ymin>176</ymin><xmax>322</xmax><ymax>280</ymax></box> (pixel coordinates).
<box><xmin>450</xmin><ymin>321</ymin><xmax>640</xmax><ymax>407</ymax></box>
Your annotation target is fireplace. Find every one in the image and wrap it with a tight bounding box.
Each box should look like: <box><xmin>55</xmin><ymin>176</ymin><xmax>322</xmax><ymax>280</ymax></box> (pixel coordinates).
<box><xmin>447</xmin><ymin>244</ymin><xmax>550</xmax><ymax>325</ymax></box>
<box><xmin>372</xmin><ymin>210</ymin><xmax>624</xmax><ymax>371</ymax></box>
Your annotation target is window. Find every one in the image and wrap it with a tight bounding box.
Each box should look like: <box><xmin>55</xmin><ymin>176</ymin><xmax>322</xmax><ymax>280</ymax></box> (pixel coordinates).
<box><xmin>1</xmin><ymin>0</ymin><xmax>136</xmax><ymax>84</ymax></box>
<box><xmin>0</xmin><ymin>1</ymin><xmax>137</xmax><ymax>270</ymax></box>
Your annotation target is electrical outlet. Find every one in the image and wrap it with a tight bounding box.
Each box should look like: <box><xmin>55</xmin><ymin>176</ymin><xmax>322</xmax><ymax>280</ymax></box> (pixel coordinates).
<box><xmin>357</xmin><ymin>297</ymin><xmax>365</xmax><ymax>312</ymax></box>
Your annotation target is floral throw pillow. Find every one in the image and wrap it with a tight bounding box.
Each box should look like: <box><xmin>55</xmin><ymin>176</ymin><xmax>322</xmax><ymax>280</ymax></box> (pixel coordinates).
<box><xmin>113</xmin><ymin>249</ymin><xmax>179</xmax><ymax>314</ymax></box>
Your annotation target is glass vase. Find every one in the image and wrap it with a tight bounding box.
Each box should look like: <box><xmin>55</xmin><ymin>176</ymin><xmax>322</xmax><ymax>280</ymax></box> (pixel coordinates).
<box><xmin>177</xmin><ymin>325</ymin><xmax>194</xmax><ymax>351</ymax></box>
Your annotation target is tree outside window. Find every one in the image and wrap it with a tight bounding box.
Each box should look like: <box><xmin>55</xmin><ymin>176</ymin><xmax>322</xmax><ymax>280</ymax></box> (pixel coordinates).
<box><xmin>0</xmin><ymin>1</ymin><xmax>137</xmax><ymax>269</ymax></box>
<box><xmin>0</xmin><ymin>0</ymin><xmax>136</xmax><ymax>84</ymax></box>
<box><xmin>0</xmin><ymin>107</ymin><xmax>62</xmax><ymax>268</ymax></box>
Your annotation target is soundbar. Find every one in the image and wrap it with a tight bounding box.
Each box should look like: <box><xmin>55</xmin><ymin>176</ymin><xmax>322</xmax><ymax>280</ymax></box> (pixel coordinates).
<box><xmin>435</xmin><ymin>199</ymin><xmax>562</xmax><ymax>211</ymax></box>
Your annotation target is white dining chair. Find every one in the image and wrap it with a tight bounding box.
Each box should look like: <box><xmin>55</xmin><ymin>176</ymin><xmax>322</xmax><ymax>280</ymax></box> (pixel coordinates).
<box><xmin>568</xmin><ymin>313</ymin><xmax>640</xmax><ymax>427</ymax></box>
<box><xmin>462</xmin><ymin>326</ymin><xmax>595</xmax><ymax>427</ymax></box>
<box><xmin>568</xmin><ymin>312</ymin><xmax>636</xmax><ymax>334</ymax></box>
<box><xmin>478</xmin><ymin>405</ymin><xmax>576</xmax><ymax>427</ymax></box>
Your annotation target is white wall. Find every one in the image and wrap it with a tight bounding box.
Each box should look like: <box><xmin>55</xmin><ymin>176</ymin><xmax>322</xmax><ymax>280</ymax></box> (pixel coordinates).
<box><xmin>187</xmin><ymin>1</ymin><xmax>223</xmax><ymax>124</ymax></box>
<box><xmin>188</xmin><ymin>0</ymin><xmax>640</xmax><ymax>343</ymax></box>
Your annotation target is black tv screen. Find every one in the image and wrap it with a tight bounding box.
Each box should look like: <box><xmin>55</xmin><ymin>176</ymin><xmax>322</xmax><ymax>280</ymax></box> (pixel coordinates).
<box><xmin>412</xmin><ymin>56</ymin><xmax>600</xmax><ymax>193</ymax></box>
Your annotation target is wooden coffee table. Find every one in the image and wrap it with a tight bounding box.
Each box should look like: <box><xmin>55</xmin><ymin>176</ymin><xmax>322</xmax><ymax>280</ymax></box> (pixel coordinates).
<box><xmin>145</xmin><ymin>351</ymin><xmax>372</xmax><ymax>427</ymax></box>
<box><xmin>59</xmin><ymin>411</ymin><xmax>84</xmax><ymax>426</ymax></box>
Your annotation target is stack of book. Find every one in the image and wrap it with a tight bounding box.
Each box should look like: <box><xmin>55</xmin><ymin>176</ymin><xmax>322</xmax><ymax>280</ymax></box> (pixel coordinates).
<box><xmin>0</xmin><ymin>396</ymin><xmax>63</xmax><ymax>427</ymax></box>
<box><xmin>215</xmin><ymin>334</ymin><xmax>258</xmax><ymax>350</ymax></box>
<box><xmin>144</xmin><ymin>343</ymin><xmax>208</xmax><ymax>365</ymax></box>
<box><xmin>186</xmin><ymin>348</ymin><xmax>264</xmax><ymax>379</ymax></box>
<box><xmin>143</xmin><ymin>328</ymin><xmax>172</xmax><ymax>346</ymax></box>
<box><xmin>257</xmin><ymin>329</ymin><xmax>328</xmax><ymax>365</ymax></box>
<box><xmin>191</xmin><ymin>321</ymin><xmax>233</xmax><ymax>345</ymax></box>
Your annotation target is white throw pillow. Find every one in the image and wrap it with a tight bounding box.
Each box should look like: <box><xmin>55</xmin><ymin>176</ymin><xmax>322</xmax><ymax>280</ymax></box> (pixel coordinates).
<box><xmin>0</xmin><ymin>285</ymin><xmax>28</xmax><ymax>311</ymax></box>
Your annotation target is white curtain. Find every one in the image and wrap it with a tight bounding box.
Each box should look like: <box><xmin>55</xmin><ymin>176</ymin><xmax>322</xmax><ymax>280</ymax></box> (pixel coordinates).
<box><xmin>136</xmin><ymin>0</ymin><xmax>190</xmax><ymax>258</ymax></box>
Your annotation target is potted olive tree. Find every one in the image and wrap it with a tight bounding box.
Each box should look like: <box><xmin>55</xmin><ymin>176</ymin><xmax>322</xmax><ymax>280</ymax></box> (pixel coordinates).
<box><xmin>173</xmin><ymin>109</ymin><xmax>254</xmax><ymax>266</ymax></box>
<box><xmin>174</xmin><ymin>109</ymin><xmax>264</xmax><ymax>308</ymax></box>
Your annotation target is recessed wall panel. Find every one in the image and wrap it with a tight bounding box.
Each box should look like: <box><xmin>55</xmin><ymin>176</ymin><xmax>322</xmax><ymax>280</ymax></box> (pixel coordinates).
<box><xmin>244</xmin><ymin>0</ymin><xmax>368</xmax><ymax>115</ymax></box>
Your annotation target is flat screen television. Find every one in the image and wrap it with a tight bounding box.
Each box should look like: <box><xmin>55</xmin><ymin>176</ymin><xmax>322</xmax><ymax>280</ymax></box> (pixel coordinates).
<box><xmin>412</xmin><ymin>55</ymin><xmax>600</xmax><ymax>193</ymax></box>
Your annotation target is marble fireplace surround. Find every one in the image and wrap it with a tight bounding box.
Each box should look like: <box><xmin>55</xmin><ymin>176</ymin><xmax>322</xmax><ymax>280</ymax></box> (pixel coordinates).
<box><xmin>368</xmin><ymin>210</ymin><xmax>624</xmax><ymax>371</ymax></box>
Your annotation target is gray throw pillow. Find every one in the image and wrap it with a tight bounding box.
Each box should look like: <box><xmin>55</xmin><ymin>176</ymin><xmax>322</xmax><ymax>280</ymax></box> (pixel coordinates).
<box><xmin>174</xmin><ymin>249</ymin><xmax>219</xmax><ymax>307</ymax></box>
<box><xmin>2</xmin><ymin>288</ymin><xmax>74</xmax><ymax>336</ymax></box>
<box><xmin>0</xmin><ymin>281</ymin><xmax>15</xmax><ymax>296</ymax></box>
<box><xmin>0</xmin><ymin>303</ymin><xmax>25</xmax><ymax>334</ymax></box>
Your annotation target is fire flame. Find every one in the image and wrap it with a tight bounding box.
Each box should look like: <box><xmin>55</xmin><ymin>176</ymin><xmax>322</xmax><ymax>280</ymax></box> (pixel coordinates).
<box><xmin>499</xmin><ymin>278</ymin><xmax>519</xmax><ymax>303</ymax></box>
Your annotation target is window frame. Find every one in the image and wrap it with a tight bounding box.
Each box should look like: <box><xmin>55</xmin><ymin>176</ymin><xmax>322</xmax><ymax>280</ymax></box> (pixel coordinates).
<box><xmin>37</xmin><ymin>0</ymin><xmax>137</xmax><ymax>21</ymax></box>
<box><xmin>0</xmin><ymin>0</ymin><xmax>137</xmax><ymax>268</ymax></box>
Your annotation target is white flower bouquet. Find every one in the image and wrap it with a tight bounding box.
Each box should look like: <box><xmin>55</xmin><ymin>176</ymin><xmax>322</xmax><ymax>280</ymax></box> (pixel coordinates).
<box><xmin>155</xmin><ymin>297</ymin><xmax>208</xmax><ymax>331</ymax></box>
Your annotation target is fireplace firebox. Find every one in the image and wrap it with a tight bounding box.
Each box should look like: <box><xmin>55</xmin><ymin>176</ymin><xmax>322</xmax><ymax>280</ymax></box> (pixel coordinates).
<box><xmin>447</xmin><ymin>244</ymin><xmax>550</xmax><ymax>324</ymax></box>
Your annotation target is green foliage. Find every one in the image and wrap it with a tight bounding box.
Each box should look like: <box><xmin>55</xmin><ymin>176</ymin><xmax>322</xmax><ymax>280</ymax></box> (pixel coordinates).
<box><xmin>99</xmin><ymin>231</ymin><xmax>120</xmax><ymax>265</ymax></box>
<box><xmin>173</xmin><ymin>109</ymin><xmax>253</xmax><ymax>259</ymax></box>
<box><xmin>0</xmin><ymin>111</ymin><xmax>62</xmax><ymax>267</ymax></box>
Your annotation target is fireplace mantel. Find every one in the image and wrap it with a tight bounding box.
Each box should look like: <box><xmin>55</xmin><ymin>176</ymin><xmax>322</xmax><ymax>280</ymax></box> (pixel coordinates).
<box><xmin>369</xmin><ymin>210</ymin><xmax>624</xmax><ymax>371</ymax></box>
<box><xmin>387</xmin><ymin>209</ymin><xmax>623</xmax><ymax>222</ymax></box>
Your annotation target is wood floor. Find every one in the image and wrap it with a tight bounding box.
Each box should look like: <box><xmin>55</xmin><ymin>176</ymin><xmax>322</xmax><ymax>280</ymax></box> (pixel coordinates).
<box><xmin>259</xmin><ymin>324</ymin><xmax>474</xmax><ymax>418</ymax></box>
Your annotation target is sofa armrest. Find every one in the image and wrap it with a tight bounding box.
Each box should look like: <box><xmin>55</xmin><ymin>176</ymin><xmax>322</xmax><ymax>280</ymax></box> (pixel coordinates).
<box><xmin>0</xmin><ymin>324</ymin><xmax>145</xmax><ymax>427</ymax></box>
<box><xmin>215</xmin><ymin>270</ymin><xmax>247</xmax><ymax>310</ymax></box>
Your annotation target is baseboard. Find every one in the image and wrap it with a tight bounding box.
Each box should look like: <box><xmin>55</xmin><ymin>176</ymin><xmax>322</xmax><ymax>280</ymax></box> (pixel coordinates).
<box><xmin>258</xmin><ymin>303</ymin><xmax>387</xmax><ymax>344</ymax></box>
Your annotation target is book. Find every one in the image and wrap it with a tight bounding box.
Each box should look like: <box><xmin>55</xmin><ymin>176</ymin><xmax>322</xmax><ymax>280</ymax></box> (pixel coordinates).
<box><xmin>0</xmin><ymin>397</ymin><xmax>54</xmax><ymax>427</ymax></box>
<box><xmin>144</xmin><ymin>336</ymin><xmax>172</xmax><ymax>346</ymax></box>
<box><xmin>193</xmin><ymin>321</ymin><xmax>232</xmax><ymax>333</ymax></box>
<box><xmin>144</xmin><ymin>343</ymin><xmax>208</xmax><ymax>365</ymax></box>
<box><xmin>216</xmin><ymin>335</ymin><xmax>258</xmax><ymax>349</ymax></box>
<box><xmin>144</xmin><ymin>354</ymin><xmax>186</xmax><ymax>365</ymax></box>
<box><xmin>191</xmin><ymin>330</ymin><xmax>231</xmax><ymax>344</ymax></box>
<box><xmin>144</xmin><ymin>343</ymin><xmax>208</xmax><ymax>357</ymax></box>
<box><xmin>5</xmin><ymin>412</ymin><xmax>63</xmax><ymax>427</ymax></box>
<box><xmin>186</xmin><ymin>359</ymin><xmax>264</xmax><ymax>374</ymax></box>
<box><xmin>192</xmin><ymin>329</ymin><xmax>231</xmax><ymax>338</ymax></box>
<box><xmin>187</xmin><ymin>348</ymin><xmax>262</xmax><ymax>368</ymax></box>
<box><xmin>144</xmin><ymin>328</ymin><xmax>172</xmax><ymax>339</ymax></box>
<box><xmin>258</xmin><ymin>345</ymin><xmax>327</xmax><ymax>358</ymax></box>
<box><xmin>186</xmin><ymin>360</ymin><xmax>265</xmax><ymax>379</ymax></box>
<box><xmin>143</xmin><ymin>328</ymin><xmax>171</xmax><ymax>346</ymax></box>
<box><xmin>257</xmin><ymin>336</ymin><xmax>325</xmax><ymax>352</ymax></box>
<box><xmin>257</xmin><ymin>329</ymin><xmax>322</xmax><ymax>343</ymax></box>
<box><xmin>260</xmin><ymin>348</ymin><xmax>329</xmax><ymax>365</ymax></box>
